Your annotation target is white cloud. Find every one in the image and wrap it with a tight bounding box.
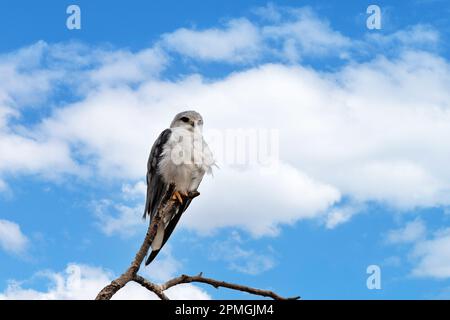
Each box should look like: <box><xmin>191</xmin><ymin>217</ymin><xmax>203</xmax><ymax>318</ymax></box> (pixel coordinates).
<box><xmin>386</xmin><ymin>219</ymin><xmax>427</xmax><ymax>244</ymax></box>
<box><xmin>0</xmin><ymin>41</ymin><xmax>62</xmax><ymax>112</ymax></box>
<box><xmin>0</xmin><ymin>219</ymin><xmax>28</xmax><ymax>255</ymax></box>
<box><xmin>0</xmin><ymin>42</ymin><xmax>83</xmax><ymax>182</ymax></box>
<box><xmin>365</xmin><ymin>24</ymin><xmax>440</xmax><ymax>50</ymax></box>
<box><xmin>1</xmin><ymin>40</ymin><xmax>166</xmax><ymax>90</ymax></box>
<box><xmin>262</xmin><ymin>7</ymin><xmax>351</xmax><ymax>60</ymax></box>
<box><xmin>142</xmin><ymin>248</ymin><xmax>182</xmax><ymax>282</ymax></box>
<box><xmin>92</xmin><ymin>181</ymin><xmax>149</xmax><ymax>237</ymax></box>
<box><xmin>161</xmin><ymin>6</ymin><xmax>352</xmax><ymax>63</ymax></box>
<box><xmin>39</xmin><ymin>85</ymin><xmax>161</xmax><ymax>179</ymax></box>
<box><xmin>209</xmin><ymin>232</ymin><xmax>276</xmax><ymax>275</ymax></box>
<box><xmin>92</xmin><ymin>199</ymin><xmax>144</xmax><ymax>237</ymax></box>
<box><xmin>325</xmin><ymin>205</ymin><xmax>361</xmax><ymax>229</ymax></box>
<box><xmin>87</xmin><ymin>47</ymin><xmax>167</xmax><ymax>86</ymax></box>
<box><xmin>385</xmin><ymin>220</ymin><xmax>450</xmax><ymax>279</ymax></box>
<box><xmin>184</xmin><ymin>163</ymin><xmax>339</xmax><ymax>237</ymax></box>
<box><xmin>0</xmin><ymin>263</ymin><xmax>210</xmax><ymax>300</ymax></box>
<box><xmin>0</xmin><ymin>179</ymin><xmax>7</xmax><ymax>192</ymax></box>
<box><xmin>0</xmin><ymin>40</ymin><xmax>167</xmax><ymax>185</ymax></box>
<box><xmin>0</xmin><ymin>135</ymin><xmax>80</xmax><ymax>178</ymax></box>
<box><xmin>412</xmin><ymin>228</ymin><xmax>450</xmax><ymax>279</ymax></box>
<box><xmin>122</xmin><ymin>181</ymin><xmax>146</xmax><ymax>199</ymax></box>
<box><xmin>252</xmin><ymin>3</ymin><xmax>282</xmax><ymax>22</ymax></box>
<box><xmin>161</xmin><ymin>18</ymin><xmax>262</xmax><ymax>63</ymax></box>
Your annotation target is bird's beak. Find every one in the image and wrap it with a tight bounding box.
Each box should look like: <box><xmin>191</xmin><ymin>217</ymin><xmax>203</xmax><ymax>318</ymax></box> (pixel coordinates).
<box><xmin>189</xmin><ymin>120</ymin><xmax>195</xmax><ymax>127</ymax></box>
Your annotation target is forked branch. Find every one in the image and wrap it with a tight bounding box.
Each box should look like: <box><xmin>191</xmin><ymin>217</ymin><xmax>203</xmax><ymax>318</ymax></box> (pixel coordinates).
<box><xmin>95</xmin><ymin>189</ymin><xmax>298</xmax><ymax>300</ymax></box>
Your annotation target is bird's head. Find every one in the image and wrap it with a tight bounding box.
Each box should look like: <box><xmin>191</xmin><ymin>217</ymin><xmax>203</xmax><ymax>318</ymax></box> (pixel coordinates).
<box><xmin>170</xmin><ymin>110</ymin><xmax>204</xmax><ymax>132</ymax></box>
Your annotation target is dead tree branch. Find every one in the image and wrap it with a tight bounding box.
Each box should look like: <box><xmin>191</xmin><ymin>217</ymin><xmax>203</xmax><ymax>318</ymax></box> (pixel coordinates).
<box><xmin>95</xmin><ymin>189</ymin><xmax>298</xmax><ymax>300</ymax></box>
<box><xmin>161</xmin><ymin>273</ymin><xmax>300</xmax><ymax>300</ymax></box>
<box><xmin>133</xmin><ymin>274</ymin><xmax>169</xmax><ymax>300</ymax></box>
<box><xmin>132</xmin><ymin>272</ymin><xmax>299</xmax><ymax>300</ymax></box>
<box><xmin>95</xmin><ymin>187</ymin><xmax>183</xmax><ymax>300</ymax></box>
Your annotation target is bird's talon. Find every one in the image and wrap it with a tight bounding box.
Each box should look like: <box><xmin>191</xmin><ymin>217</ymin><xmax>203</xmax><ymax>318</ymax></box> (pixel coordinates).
<box><xmin>172</xmin><ymin>191</ymin><xmax>183</xmax><ymax>204</ymax></box>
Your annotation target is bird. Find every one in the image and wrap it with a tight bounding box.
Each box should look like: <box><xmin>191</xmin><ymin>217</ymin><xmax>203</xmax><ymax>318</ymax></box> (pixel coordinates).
<box><xmin>143</xmin><ymin>110</ymin><xmax>214</xmax><ymax>266</ymax></box>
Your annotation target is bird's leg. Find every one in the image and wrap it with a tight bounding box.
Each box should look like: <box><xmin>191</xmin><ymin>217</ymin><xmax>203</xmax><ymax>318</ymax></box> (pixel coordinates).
<box><xmin>180</xmin><ymin>191</ymin><xmax>189</xmax><ymax>197</ymax></box>
<box><xmin>172</xmin><ymin>191</ymin><xmax>183</xmax><ymax>204</ymax></box>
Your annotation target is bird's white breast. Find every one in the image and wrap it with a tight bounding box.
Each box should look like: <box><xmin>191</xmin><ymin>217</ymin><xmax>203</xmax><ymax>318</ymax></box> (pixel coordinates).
<box><xmin>159</xmin><ymin>127</ymin><xmax>214</xmax><ymax>193</ymax></box>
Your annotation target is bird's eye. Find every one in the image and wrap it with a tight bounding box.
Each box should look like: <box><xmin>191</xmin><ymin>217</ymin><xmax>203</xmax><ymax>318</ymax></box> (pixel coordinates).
<box><xmin>180</xmin><ymin>117</ymin><xmax>189</xmax><ymax>123</ymax></box>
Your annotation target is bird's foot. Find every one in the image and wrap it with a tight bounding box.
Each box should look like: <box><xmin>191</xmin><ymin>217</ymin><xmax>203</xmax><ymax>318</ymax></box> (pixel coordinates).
<box><xmin>172</xmin><ymin>191</ymin><xmax>188</xmax><ymax>204</ymax></box>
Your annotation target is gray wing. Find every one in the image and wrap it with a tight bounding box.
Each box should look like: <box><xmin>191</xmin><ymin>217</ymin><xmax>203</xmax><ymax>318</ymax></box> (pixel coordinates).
<box><xmin>143</xmin><ymin>128</ymin><xmax>172</xmax><ymax>220</ymax></box>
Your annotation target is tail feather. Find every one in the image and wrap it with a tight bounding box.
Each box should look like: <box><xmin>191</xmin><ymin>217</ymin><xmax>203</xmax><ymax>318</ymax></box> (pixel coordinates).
<box><xmin>145</xmin><ymin>250</ymin><xmax>160</xmax><ymax>266</ymax></box>
<box><xmin>144</xmin><ymin>192</ymin><xmax>193</xmax><ymax>267</ymax></box>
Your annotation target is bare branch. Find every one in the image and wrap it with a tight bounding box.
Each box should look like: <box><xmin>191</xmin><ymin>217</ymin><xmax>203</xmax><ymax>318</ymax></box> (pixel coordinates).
<box><xmin>161</xmin><ymin>273</ymin><xmax>300</xmax><ymax>300</ymax></box>
<box><xmin>95</xmin><ymin>188</ymin><xmax>299</xmax><ymax>300</ymax></box>
<box><xmin>95</xmin><ymin>189</ymin><xmax>178</xmax><ymax>300</ymax></box>
<box><xmin>133</xmin><ymin>275</ymin><xmax>169</xmax><ymax>300</ymax></box>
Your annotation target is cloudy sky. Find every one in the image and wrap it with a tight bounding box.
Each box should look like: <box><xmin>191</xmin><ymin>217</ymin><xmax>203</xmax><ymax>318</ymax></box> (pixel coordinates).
<box><xmin>1</xmin><ymin>0</ymin><xmax>450</xmax><ymax>299</ymax></box>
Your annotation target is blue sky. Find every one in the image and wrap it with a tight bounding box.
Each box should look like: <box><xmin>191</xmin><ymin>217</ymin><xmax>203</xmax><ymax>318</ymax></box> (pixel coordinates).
<box><xmin>1</xmin><ymin>0</ymin><xmax>450</xmax><ymax>299</ymax></box>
